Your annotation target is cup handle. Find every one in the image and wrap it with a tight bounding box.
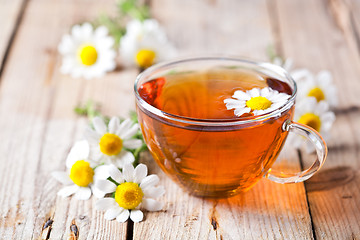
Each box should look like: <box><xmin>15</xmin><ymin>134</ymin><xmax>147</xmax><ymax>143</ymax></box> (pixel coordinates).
<box><xmin>265</xmin><ymin>120</ymin><xmax>328</xmax><ymax>183</ymax></box>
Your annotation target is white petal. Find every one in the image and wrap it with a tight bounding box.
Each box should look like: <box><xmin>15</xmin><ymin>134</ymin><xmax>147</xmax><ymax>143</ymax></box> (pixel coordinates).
<box><xmin>93</xmin><ymin>117</ymin><xmax>107</xmax><ymax>134</ymax></box>
<box><xmin>316</xmin><ymin>101</ymin><xmax>330</xmax><ymax>115</ymax></box>
<box><xmin>140</xmin><ymin>175</ymin><xmax>159</xmax><ymax>189</ymax></box>
<box><xmin>109</xmin><ymin>117</ymin><xmax>120</xmax><ymax>134</ymax></box>
<box><xmin>116</xmin><ymin>209</ymin><xmax>130</xmax><ymax>223</ymax></box>
<box><xmin>322</xmin><ymin>111</ymin><xmax>336</xmax><ymax>124</ymax></box>
<box><xmin>108</xmin><ymin>164</ymin><xmax>123</xmax><ymax>183</ymax></box>
<box><xmin>58</xmin><ymin>185</ymin><xmax>79</xmax><ymax>198</ymax></box>
<box><xmin>71</xmin><ymin>24</ymin><xmax>82</xmax><ymax>39</ymax></box>
<box><xmin>58</xmin><ymin>35</ymin><xmax>74</xmax><ymax>54</ymax></box>
<box><xmin>80</xmin><ymin>23</ymin><xmax>93</xmax><ymax>39</ymax></box>
<box><xmin>117</xmin><ymin>119</ymin><xmax>133</xmax><ymax>136</ymax></box>
<box><xmin>74</xmin><ymin>187</ymin><xmax>92</xmax><ymax>200</ymax></box>
<box><xmin>142</xmin><ymin>198</ymin><xmax>163</xmax><ymax>211</ymax></box>
<box><xmin>271</xmin><ymin>93</ymin><xmax>290</xmax><ymax>103</ymax></box>
<box><xmin>89</xmin><ymin>148</ymin><xmax>104</xmax><ymax>163</ymax></box>
<box><xmin>252</xmin><ymin>109</ymin><xmax>264</xmax><ymax>116</ymax></box>
<box><xmin>84</xmin><ymin>127</ymin><xmax>100</xmax><ymax>145</ymax></box>
<box><xmin>95</xmin><ymin>180</ymin><xmax>117</xmax><ymax>193</ymax></box>
<box><xmin>91</xmin><ymin>185</ymin><xmax>106</xmax><ymax>198</ymax></box>
<box><xmin>123</xmin><ymin>164</ymin><xmax>135</xmax><ymax>182</ymax></box>
<box><xmin>130</xmin><ymin>209</ymin><xmax>143</xmax><ymax>222</ymax></box>
<box><xmin>105</xmin><ymin>207</ymin><xmax>123</xmax><ymax>220</ymax></box>
<box><xmin>232</xmin><ymin>90</ymin><xmax>251</xmax><ymax>101</ymax></box>
<box><xmin>115</xmin><ymin>151</ymin><xmax>135</xmax><ymax>168</ymax></box>
<box><xmin>283</xmin><ymin>58</ymin><xmax>293</xmax><ymax>71</ymax></box>
<box><xmin>273</xmin><ymin>57</ymin><xmax>283</xmax><ymax>66</ymax></box>
<box><xmin>120</xmin><ymin>124</ymin><xmax>139</xmax><ymax>140</ymax></box>
<box><xmin>94</xmin><ymin>165</ymin><xmax>110</xmax><ymax>180</ymax></box>
<box><xmin>96</xmin><ymin>198</ymin><xmax>116</xmax><ymax>211</ymax></box>
<box><xmin>291</xmin><ymin>69</ymin><xmax>311</xmax><ymax>82</ymax></box>
<box><xmin>66</xmin><ymin>140</ymin><xmax>90</xmax><ymax>168</ymax></box>
<box><xmin>51</xmin><ymin>171</ymin><xmax>72</xmax><ymax>185</ymax></box>
<box><xmin>234</xmin><ymin>107</ymin><xmax>250</xmax><ymax>117</ymax></box>
<box><xmin>133</xmin><ymin>164</ymin><xmax>148</xmax><ymax>184</ymax></box>
<box><xmin>321</xmin><ymin>112</ymin><xmax>336</xmax><ymax>131</ymax></box>
<box><xmin>123</xmin><ymin>139</ymin><xmax>143</xmax><ymax>149</ymax></box>
<box><xmin>95</xmin><ymin>26</ymin><xmax>109</xmax><ymax>38</ymax></box>
<box><xmin>260</xmin><ymin>87</ymin><xmax>271</xmax><ymax>97</ymax></box>
<box><xmin>224</xmin><ymin>99</ymin><xmax>245</xmax><ymax>110</ymax></box>
<box><xmin>143</xmin><ymin>186</ymin><xmax>165</xmax><ymax>198</ymax></box>
<box><xmin>248</xmin><ymin>88</ymin><xmax>260</xmax><ymax>98</ymax></box>
<box><xmin>317</xmin><ymin>70</ymin><xmax>332</xmax><ymax>84</ymax></box>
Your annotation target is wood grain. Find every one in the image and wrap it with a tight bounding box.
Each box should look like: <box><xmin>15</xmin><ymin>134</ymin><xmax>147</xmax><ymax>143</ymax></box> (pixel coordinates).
<box><xmin>151</xmin><ymin>0</ymin><xmax>273</xmax><ymax>60</ymax></box>
<box><xmin>274</xmin><ymin>0</ymin><xmax>360</xmax><ymax>238</ymax></box>
<box><xmin>0</xmin><ymin>0</ymin><xmax>27</xmax><ymax>73</ymax></box>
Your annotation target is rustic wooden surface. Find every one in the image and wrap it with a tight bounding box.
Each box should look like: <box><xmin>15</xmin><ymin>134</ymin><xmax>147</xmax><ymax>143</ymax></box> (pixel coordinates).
<box><xmin>0</xmin><ymin>0</ymin><xmax>359</xmax><ymax>239</ymax></box>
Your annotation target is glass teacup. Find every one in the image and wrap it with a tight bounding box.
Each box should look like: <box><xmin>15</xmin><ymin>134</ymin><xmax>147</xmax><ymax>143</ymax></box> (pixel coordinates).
<box><xmin>134</xmin><ymin>57</ymin><xmax>327</xmax><ymax>198</ymax></box>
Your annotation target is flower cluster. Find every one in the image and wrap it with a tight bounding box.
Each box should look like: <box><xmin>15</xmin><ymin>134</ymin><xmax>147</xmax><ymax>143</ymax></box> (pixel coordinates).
<box><xmin>274</xmin><ymin>58</ymin><xmax>336</xmax><ymax>149</ymax></box>
<box><xmin>52</xmin><ymin>116</ymin><xmax>165</xmax><ymax>223</ymax></box>
<box><xmin>58</xmin><ymin>0</ymin><xmax>176</xmax><ymax>79</ymax></box>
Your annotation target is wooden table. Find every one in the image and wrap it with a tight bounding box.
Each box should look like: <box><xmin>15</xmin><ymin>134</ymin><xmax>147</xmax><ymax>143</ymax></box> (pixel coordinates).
<box><xmin>1</xmin><ymin>0</ymin><xmax>359</xmax><ymax>239</ymax></box>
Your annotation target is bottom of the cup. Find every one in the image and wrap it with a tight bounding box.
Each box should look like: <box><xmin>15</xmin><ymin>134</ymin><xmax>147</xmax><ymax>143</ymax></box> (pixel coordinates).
<box><xmin>189</xmin><ymin>188</ymin><xmax>243</xmax><ymax>199</ymax></box>
<box><xmin>174</xmin><ymin>178</ymin><xmax>258</xmax><ymax>199</ymax></box>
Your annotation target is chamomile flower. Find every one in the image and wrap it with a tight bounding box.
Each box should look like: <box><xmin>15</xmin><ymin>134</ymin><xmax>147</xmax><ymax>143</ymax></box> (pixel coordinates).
<box><xmin>297</xmin><ymin>70</ymin><xmax>338</xmax><ymax>107</ymax></box>
<box><xmin>224</xmin><ymin>87</ymin><xmax>291</xmax><ymax>117</ymax></box>
<box><xmin>95</xmin><ymin>164</ymin><xmax>165</xmax><ymax>223</ymax></box>
<box><xmin>85</xmin><ymin>117</ymin><xmax>142</xmax><ymax>168</ymax></box>
<box><xmin>51</xmin><ymin>140</ymin><xmax>108</xmax><ymax>200</ymax></box>
<box><xmin>58</xmin><ymin>23</ymin><xmax>116</xmax><ymax>79</ymax></box>
<box><xmin>119</xmin><ymin>19</ymin><xmax>176</xmax><ymax>68</ymax></box>
<box><xmin>295</xmin><ymin>98</ymin><xmax>335</xmax><ymax>140</ymax></box>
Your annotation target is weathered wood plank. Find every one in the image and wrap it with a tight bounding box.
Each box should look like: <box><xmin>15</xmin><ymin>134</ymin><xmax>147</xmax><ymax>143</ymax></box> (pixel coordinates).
<box><xmin>151</xmin><ymin>0</ymin><xmax>273</xmax><ymax>60</ymax></box>
<box><xmin>0</xmin><ymin>0</ymin><xmax>133</xmax><ymax>239</ymax></box>
<box><xmin>274</xmin><ymin>0</ymin><xmax>360</xmax><ymax>238</ymax></box>
<box><xmin>134</xmin><ymin>1</ymin><xmax>313</xmax><ymax>239</ymax></box>
<box><xmin>0</xmin><ymin>0</ymin><xmax>26</xmax><ymax>73</ymax></box>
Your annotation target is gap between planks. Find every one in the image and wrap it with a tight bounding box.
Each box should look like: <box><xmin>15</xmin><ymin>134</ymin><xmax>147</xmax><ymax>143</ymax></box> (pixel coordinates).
<box><xmin>0</xmin><ymin>0</ymin><xmax>29</xmax><ymax>79</ymax></box>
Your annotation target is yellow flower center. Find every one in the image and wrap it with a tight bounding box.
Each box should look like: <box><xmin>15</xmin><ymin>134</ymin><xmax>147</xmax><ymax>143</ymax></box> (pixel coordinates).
<box><xmin>115</xmin><ymin>182</ymin><xmax>144</xmax><ymax>209</ymax></box>
<box><xmin>135</xmin><ymin>49</ymin><xmax>156</xmax><ymax>68</ymax></box>
<box><xmin>246</xmin><ymin>96</ymin><xmax>272</xmax><ymax>111</ymax></box>
<box><xmin>298</xmin><ymin>113</ymin><xmax>321</xmax><ymax>132</ymax></box>
<box><xmin>69</xmin><ymin>160</ymin><xmax>94</xmax><ymax>187</ymax></box>
<box><xmin>79</xmin><ymin>45</ymin><xmax>98</xmax><ymax>66</ymax></box>
<box><xmin>307</xmin><ymin>87</ymin><xmax>325</xmax><ymax>102</ymax></box>
<box><xmin>99</xmin><ymin>133</ymin><xmax>123</xmax><ymax>156</ymax></box>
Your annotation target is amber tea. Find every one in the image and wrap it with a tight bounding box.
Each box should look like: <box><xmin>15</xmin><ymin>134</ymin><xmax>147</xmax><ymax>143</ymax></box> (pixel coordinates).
<box><xmin>135</xmin><ymin>58</ymin><xmax>327</xmax><ymax>198</ymax></box>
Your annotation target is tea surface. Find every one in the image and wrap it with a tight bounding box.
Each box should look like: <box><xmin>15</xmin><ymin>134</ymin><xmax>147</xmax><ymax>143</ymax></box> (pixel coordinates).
<box><xmin>139</xmin><ymin>68</ymin><xmax>292</xmax><ymax>120</ymax></box>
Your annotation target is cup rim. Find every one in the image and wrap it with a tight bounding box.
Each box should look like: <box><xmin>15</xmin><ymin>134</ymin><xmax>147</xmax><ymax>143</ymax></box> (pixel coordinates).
<box><xmin>134</xmin><ymin>56</ymin><xmax>297</xmax><ymax>127</ymax></box>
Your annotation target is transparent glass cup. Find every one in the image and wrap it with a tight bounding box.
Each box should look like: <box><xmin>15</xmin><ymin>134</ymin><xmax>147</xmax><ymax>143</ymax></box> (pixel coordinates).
<box><xmin>134</xmin><ymin>57</ymin><xmax>327</xmax><ymax>198</ymax></box>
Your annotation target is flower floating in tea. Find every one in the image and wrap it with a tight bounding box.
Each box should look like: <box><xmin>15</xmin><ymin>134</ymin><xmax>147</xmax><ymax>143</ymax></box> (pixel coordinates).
<box><xmin>224</xmin><ymin>87</ymin><xmax>291</xmax><ymax>117</ymax></box>
<box><xmin>95</xmin><ymin>163</ymin><xmax>165</xmax><ymax>222</ymax></box>
<box><xmin>58</xmin><ymin>23</ymin><xmax>116</xmax><ymax>79</ymax></box>
<box><xmin>51</xmin><ymin>140</ymin><xmax>107</xmax><ymax>200</ymax></box>
<box><xmin>85</xmin><ymin>117</ymin><xmax>143</xmax><ymax>168</ymax></box>
<box><xmin>119</xmin><ymin>19</ymin><xmax>177</xmax><ymax>69</ymax></box>
<box><xmin>297</xmin><ymin>70</ymin><xmax>338</xmax><ymax>108</ymax></box>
